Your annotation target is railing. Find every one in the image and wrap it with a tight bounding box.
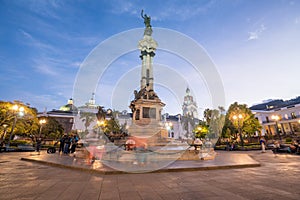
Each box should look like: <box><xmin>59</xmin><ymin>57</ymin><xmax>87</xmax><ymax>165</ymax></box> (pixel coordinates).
<box><xmin>262</xmin><ymin>115</ymin><xmax>300</xmax><ymax>124</ymax></box>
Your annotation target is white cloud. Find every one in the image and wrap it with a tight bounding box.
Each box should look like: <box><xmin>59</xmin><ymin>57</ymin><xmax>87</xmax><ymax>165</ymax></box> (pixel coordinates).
<box><xmin>33</xmin><ymin>63</ymin><xmax>58</xmax><ymax>76</ymax></box>
<box><xmin>27</xmin><ymin>0</ymin><xmax>63</xmax><ymax>20</ymax></box>
<box><xmin>18</xmin><ymin>28</ymin><xmax>90</xmax><ymax>77</ymax></box>
<box><xmin>19</xmin><ymin>29</ymin><xmax>57</xmax><ymax>52</ymax></box>
<box><xmin>108</xmin><ymin>0</ymin><xmax>217</xmax><ymax>21</ymax></box>
<box><xmin>20</xmin><ymin>92</ymin><xmax>66</xmax><ymax>111</ymax></box>
<box><xmin>109</xmin><ymin>1</ymin><xmax>137</xmax><ymax>15</ymax></box>
<box><xmin>71</xmin><ymin>61</ymin><xmax>82</xmax><ymax>68</ymax></box>
<box><xmin>247</xmin><ymin>24</ymin><xmax>266</xmax><ymax>41</ymax></box>
<box><xmin>247</xmin><ymin>32</ymin><xmax>258</xmax><ymax>40</ymax></box>
<box><xmin>20</xmin><ymin>29</ymin><xmax>34</xmax><ymax>40</ymax></box>
<box><xmin>149</xmin><ymin>0</ymin><xmax>218</xmax><ymax>22</ymax></box>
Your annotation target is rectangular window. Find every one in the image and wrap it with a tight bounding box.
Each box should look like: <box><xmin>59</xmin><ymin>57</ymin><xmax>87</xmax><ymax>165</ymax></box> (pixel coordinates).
<box><xmin>291</xmin><ymin>112</ymin><xmax>297</xmax><ymax>119</ymax></box>
<box><xmin>143</xmin><ymin>107</ymin><xmax>150</xmax><ymax>118</ymax></box>
<box><xmin>135</xmin><ymin>109</ymin><xmax>140</xmax><ymax>120</ymax></box>
<box><xmin>143</xmin><ymin>107</ymin><xmax>156</xmax><ymax>119</ymax></box>
<box><xmin>150</xmin><ymin>108</ymin><xmax>156</xmax><ymax>119</ymax></box>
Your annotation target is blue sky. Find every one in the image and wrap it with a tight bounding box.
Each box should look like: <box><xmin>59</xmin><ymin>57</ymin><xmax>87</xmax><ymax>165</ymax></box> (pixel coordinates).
<box><xmin>0</xmin><ymin>0</ymin><xmax>300</xmax><ymax>116</ymax></box>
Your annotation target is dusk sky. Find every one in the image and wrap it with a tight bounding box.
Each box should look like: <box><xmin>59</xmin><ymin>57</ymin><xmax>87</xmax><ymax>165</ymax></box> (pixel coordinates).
<box><xmin>1</xmin><ymin>0</ymin><xmax>300</xmax><ymax>117</ymax></box>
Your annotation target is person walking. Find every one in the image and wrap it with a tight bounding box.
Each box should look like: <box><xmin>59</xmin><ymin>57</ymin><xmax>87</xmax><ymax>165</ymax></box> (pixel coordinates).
<box><xmin>63</xmin><ymin>135</ymin><xmax>71</xmax><ymax>154</ymax></box>
<box><xmin>0</xmin><ymin>140</ymin><xmax>6</xmax><ymax>152</ymax></box>
<box><xmin>59</xmin><ymin>135</ymin><xmax>66</xmax><ymax>154</ymax></box>
<box><xmin>260</xmin><ymin>137</ymin><xmax>266</xmax><ymax>153</ymax></box>
<box><xmin>135</xmin><ymin>141</ymin><xmax>148</xmax><ymax>166</ymax></box>
<box><xmin>70</xmin><ymin>135</ymin><xmax>78</xmax><ymax>153</ymax></box>
<box><xmin>36</xmin><ymin>138</ymin><xmax>41</xmax><ymax>155</ymax></box>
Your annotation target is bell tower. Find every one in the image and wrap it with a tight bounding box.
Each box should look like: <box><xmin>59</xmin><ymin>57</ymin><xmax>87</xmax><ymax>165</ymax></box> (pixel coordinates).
<box><xmin>182</xmin><ymin>87</ymin><xmax>198</xmax><ymax>118</ymax></box>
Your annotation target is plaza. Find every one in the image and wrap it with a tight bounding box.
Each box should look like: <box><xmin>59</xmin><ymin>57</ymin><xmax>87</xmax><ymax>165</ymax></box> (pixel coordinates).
<box><xmin>1</xmin><ymin>2</ymin><xmax>300</xmax><ymax>200</ymax></box>
<box><xmin>0</xmin><ymin>151</ymin><xmax>300</xmax><ymax>200</ymax></box>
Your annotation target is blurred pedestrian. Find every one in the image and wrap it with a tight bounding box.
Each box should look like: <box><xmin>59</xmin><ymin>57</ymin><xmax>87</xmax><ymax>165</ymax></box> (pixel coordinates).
<box><xmin>226</xmin><ymin>139</ymin><xmax>230</xmax><ymax>151</ymax></box>
<box><xmin>135</xmin><ymin>142</ymin><xmax>148</xmax><ymax>166</ymax></box>
<box><xmin>36</xmin><ymin>138</ymin><xmax>41</xmax><ymax>154</ymax></box>
<box><xmin>70</xmin><ymin>135</ymin><xmax>78</xmax><ymax>153</ymax></box>
<box><xmin>260</xmin><ymin>137</ymin><xmax>266</xmax><ymax>153</ymax></box>
<box><xmin>274</xmin><ymin>140</ymin><xmax>280</xmax><ymax>153</ymax></box>
<box><xmin>59</xmin><ymin>135</ymin><xmax>66</xmax><ymax>154</ymax></box>
<box><xmin>63</xmin><ymin>135</ymin><xmax>71</xmax><ymax>154</ymax></box>
<box><xmin>0</xmin><ymin>140</ymin><xmax>6</xmax><ymax>152</ymax></box>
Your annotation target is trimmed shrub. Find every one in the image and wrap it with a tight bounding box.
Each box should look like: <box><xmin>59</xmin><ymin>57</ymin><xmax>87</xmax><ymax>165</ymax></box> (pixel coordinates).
<box><xmin>285</xmin><ymin>138</ymin><xmax>292</xmax><ymax>143</ymax></box>
<box><xmin>10</xmin><ymin>140</ymin><xmax>33</xmax><ymax>147</ymax></box>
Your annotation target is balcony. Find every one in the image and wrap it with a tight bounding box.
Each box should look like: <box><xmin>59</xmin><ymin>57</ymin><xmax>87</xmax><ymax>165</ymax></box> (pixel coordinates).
<box><xmin>262</xmin><ymin>114</ymin><xmax>300</xmax><ymax>124</ymax></box>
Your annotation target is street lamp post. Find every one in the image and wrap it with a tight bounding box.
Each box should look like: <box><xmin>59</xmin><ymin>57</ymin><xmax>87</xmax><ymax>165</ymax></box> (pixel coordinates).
<box><xmin>271</xmin><ymin>115</ymin><xmax>281</xmax><ymax>140</ymax></box>
<box><xmin>38</xmin><ymin>119</ymin><xmax>47</xmax><ymax>138</ymax></box>
<box><xmin>233</xmin><ymin>114</ymin><xmax>244</xmax><ymax>148</ymax></box>
<box><xmin>36</xmin><ymin>119</ymin><xmax>46</xmax><ymax>154</ymax></box>
<box><xmin>7</xmin><ymin>105</ymin><xmax>25</xmax><ymax>148</ymax></box>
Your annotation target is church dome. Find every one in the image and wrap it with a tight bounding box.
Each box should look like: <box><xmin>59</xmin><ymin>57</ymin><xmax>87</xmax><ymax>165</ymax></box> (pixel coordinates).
<box><xmin>59</xmin><ymin>98</ymin><xmax>78</xmax><ymax>112</ymax></box>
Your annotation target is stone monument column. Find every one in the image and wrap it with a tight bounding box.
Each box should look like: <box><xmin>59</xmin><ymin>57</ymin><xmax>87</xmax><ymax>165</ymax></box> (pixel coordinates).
<box><xmin>128</xmin><ymin>11</ymin><xmax>167</xmax><ymax>140</ymax></box>
<box><xmin>138</xmin><ymin>24</ymin><xmax>157</xmax><ymax>90</ymax></box>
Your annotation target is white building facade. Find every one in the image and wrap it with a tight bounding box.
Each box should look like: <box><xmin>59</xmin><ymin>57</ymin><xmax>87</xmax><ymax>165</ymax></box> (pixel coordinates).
<box><xmin>251</xmin><ymin>98</ymin><xmax>300</xmax><ymax>137</ymax></box>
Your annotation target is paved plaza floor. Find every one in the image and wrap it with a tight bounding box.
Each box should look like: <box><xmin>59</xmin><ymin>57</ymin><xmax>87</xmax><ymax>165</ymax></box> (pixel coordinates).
<box><xmin>0</xmin><ymin>150</ymin><xmax>299</xmax><ymax>200</ymax></box>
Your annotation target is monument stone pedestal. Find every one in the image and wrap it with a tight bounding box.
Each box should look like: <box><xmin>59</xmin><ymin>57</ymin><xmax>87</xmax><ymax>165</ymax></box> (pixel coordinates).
<box><xmin>128</xmin><ymin>86</ymin><xmax>168</xmax><ymax>147</ymax></box>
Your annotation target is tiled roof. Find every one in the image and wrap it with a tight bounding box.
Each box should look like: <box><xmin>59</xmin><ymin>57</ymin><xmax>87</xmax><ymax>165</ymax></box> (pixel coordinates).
<box><xmin>250</xmin><ymin>96</ymin><xmax>300</xmax><ymax>111</ymax></box>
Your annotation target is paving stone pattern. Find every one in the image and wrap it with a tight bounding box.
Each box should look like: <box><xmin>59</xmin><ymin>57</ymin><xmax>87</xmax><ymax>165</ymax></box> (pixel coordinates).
<box><xmin>0</xmin><ymin>151</ymin><xmax>299</xmax><ymax>200</ymax></box>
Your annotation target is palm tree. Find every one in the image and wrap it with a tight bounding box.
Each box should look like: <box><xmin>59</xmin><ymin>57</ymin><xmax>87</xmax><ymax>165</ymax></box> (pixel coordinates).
<box><xmin>204</xmin><ymin>108</ymin><xmax>212</xmax><ymax>125</ymax></box>
<box><xmin>80</xmin><ymin>112</ymin><xmax>96</xmax><ymax>131</ymax></box>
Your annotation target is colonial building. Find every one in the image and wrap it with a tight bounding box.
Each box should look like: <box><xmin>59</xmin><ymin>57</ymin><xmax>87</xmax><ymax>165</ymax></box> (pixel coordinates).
<box><xmin>38</xmin><ymin>94</ymin><xmax>101</xmax><ymax>135</ymax></box>
<box><xmin>115</xmin><ymin>110</ymin><xmax>132</xmax><ymax>130</ymax></box>
<box><xmin>74</xmin><ymin>93</ymin><xmax>100</xmax><ymax>133</ymax></box>
<box><xmin>162</xmin><ymin>87</ymin><xmax>200</xmax><ymax>139</ymax></box>
<box><xmin>38</xmin><ymin>98</ymin><xmax>78</xmax><ymax>134</ymax></box>
<box><xmin>250</xmin><ymin>97</ymin><xmax>300</xmax><ymax>137</ymax></box>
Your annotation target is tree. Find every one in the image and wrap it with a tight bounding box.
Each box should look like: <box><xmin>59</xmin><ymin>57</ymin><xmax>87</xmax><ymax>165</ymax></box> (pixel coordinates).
<box><xmin>203</xmin><ymin>107</ymin><xmax>225</xmax><ymax>143</ymax></box>
<box><xmin>103</xmin><ymin>119</ymin><xmax>121</xmax><ymax>134</ymax></box>
<box><xmin>222</xmin><ymin>102</ymin><xmax>261</xmax><ymax>146</ymax></box>
<box><xmin>40</xmin><ymin>118</ymin><xmax>64</xmax><ymax>140</ymax></box>
<box><xmin>193</xmin><ymin>120</ymin><xmax>209</xmax><ymax>139</ymax></box>
<box><xmin>0</xmin><ymin>101</ymin><xmax>15</xmax><ymax>126</ymax></box>
<box><xmin>208</xmin><ymin>108</ymin><xmax>225</xmax><ymax>141</ymax></box>
<box><xmin>80</xmin><ymin>112</ymin><xmax>96</xmax><ymax>131</ymax></box>
<box><xmin>203</xmin><ymin>108</ymin><xmax>212</xmax><ymax>125</ymax></box>
<box><xmin>0</xmin><ymin>101</ymin><xmax>39</xmax><ymax>141</ymax></box>
<box><xmin>221</xmin><ymin>127</ymin><xmax>232</xmax><ymax>139</ymax></box>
